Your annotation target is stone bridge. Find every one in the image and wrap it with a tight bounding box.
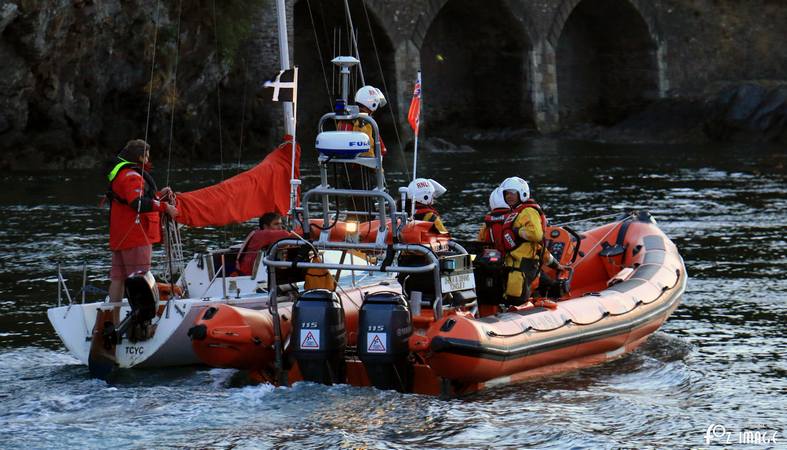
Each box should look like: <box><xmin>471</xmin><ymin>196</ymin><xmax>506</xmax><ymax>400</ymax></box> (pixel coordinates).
<box><xmin>257</xmin><ymin>0</ymin><xmax>669</xmax><ymax>136</ymax></box>
<box><xmin>252</xmin><ymin>0</ymin><xmax>784</xmax><ymax>140</ymax></box>
<box><xmin>1</xmin><ymin>0</ymin><xmax>783</xmax><ymax>168</ymax></box>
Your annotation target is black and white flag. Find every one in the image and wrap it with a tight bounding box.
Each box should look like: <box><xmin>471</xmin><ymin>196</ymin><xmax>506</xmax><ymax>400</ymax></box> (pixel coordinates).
<box><xmin>263</xmin><ymin>67</ymin><xmax>298</xmax><ymax>102</ymax></box>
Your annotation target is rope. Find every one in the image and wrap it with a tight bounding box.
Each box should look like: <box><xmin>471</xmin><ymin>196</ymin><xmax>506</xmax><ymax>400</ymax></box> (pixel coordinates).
<box><xmin>360</xmin><ymin>0</ymin><xmax>410</xmax><ymax>179</ymax></box>
<box><xmin>571</xmin><ymin>218</ymin><xmax>626</xmax><ymax>269</ymax></box>
<box><xmin>343</xmin><ymin>0</ymin><xmax>365</xmax><ymax>85</ymax></box>
<box><xmin>325</xmin><ymin>4</ymin><xmax>336</xmax><ymax>97</ymax></box>
<box><xmin>211</xmin><ymin>0</ymin><xmax>227</xmax><ymax>246</ymax></box>
<box><xmin>143</xmin><ymin>0</ymin><xmax>161</xmax><ymax>146</ymax></box>
<box><xmin>165</xmin><ymin>0</ymin><xmax>183</xmax><ymax>187</ymax></box>
<box><xmin>135</xmin><ymin>0</ymin><xmax>162</xmax><ymax>226</ymax></box>
<box><xmin>237</xmin><ymin>58</ymin><xmax>248</xmax><ymax>174</ymax></box>
<box><xmin>305</xmin><ymin>0</ymin><xmax>334</xmax><ymax>111</ymax></box>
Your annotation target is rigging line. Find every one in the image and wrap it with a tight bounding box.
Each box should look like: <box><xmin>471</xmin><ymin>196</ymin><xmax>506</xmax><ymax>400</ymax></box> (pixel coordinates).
<box><xmin>360</xmin><ymin>0</ymin><xmax>410</xmax><ymax>179</ymax></box>
<box><xmin>136</xmin><ymin>0</ymin><xmax>162</xmax><ymax>221</ymax></box>
<box><xmin>166</xmin><ymin>0</ymin><xmax>184</xmax><ymax>187</ymax></box>
<box><xmin>237</xmin><ymin>58</ymin><xmax>248</xmax><ymax>174</ymax></box>
<box><xmin>305</xmin><ymin>0</ymin><xmax>333</xmax><ymax>110</ymax></box>
<box><xmin>143</xmin><ymin>0</ymin><xmax>161</xmax><ymax>145</ymax></box>
<box><xmin>332</xmin><ymin>28</ymin><xmax>337</xmax><ymax>97</ymax></box>
<box><xmin>317</xmin><ymin>1</ymin><xmax>335</xmax><ymax>98</ymax></box>
<box><xmin>211</xmin><ymin>0</ymin><xmax>225</xmax><ymax>181</ymax></box>
<box><xmin>164</xmin><ymin>0</ymin><xmax>183</xmax><ymax>291</ymax></box>
<box><xmin>342</xmin><ymin>0</ymin><xmax>365</xmax><ymax>85</ymax></box>
<box><xmin>211</xmin><ymin>0</ymin><xmax>227</xmax><ymax>245</ymax></box>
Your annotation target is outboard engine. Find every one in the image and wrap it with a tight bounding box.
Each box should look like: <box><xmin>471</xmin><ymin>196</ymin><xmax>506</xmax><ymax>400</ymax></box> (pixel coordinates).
<box><xmin>358</xmin><ymin>291</ymin><xmax>413</xmax><ymax>392</ymax></box>
<box><xmin>289</xmin><ymin>289</ymin><xmax>346</xmax><ymax>385</ymax></box>
<box><xmin>473</xmin><ymin>248</ymin><xmax>507</xmax><ymax>304</ymax></box>
<box><xmin>110</xmin><ymin>271</ymin><xmax>160</xmax><ymax>343</ymax></box>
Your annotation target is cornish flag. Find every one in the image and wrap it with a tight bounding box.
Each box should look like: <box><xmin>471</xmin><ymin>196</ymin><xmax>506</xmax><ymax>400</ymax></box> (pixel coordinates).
<box><xmin>407</xmin><ymin>72</ymin><xmax>421</xmax><ymax>135</ymax></box>
<box><xmin>263</xmin><ymin>67</ymin><xmax>298</xmax><ymax>102</ymax></box>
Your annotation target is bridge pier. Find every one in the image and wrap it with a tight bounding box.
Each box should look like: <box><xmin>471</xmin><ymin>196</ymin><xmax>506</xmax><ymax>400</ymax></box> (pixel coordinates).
<box><xmin>394</xmin><ymin>39</ymin><xmax>420</xmax><ymax>142</ymax></box>
<box><xmin>530</xmin><ymin>41</ymin><xmax>561</xmax><ymax>133</ymax></box>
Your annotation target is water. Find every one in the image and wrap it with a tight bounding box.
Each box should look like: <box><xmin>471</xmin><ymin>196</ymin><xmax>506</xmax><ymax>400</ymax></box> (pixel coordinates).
<box><xmin>0</xmin><ymin>139</ymin><xmax>785</xmax><ymax>449</ymax></box>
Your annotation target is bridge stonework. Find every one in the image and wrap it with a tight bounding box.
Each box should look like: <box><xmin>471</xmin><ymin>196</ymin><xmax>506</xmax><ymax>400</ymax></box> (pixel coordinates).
<box><xmin>276</xmin><ymin>0</ymin><xmax>785</xmax><ymax>137</ymax></box>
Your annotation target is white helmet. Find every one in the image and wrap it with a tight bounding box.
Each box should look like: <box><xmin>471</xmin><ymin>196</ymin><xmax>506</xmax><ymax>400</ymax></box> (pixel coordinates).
<box><xmin>499</xmin><ymin>177</ymin><xmax>530</xmax><ymax>203</ymax></box>
<box><xmin>488</xmin><ymin>187</ymin><xmax>508</xmax><ymax>210</ymax></box>
<box><xmin>407</xmin><ymin>178</ymin><xmax>446</xmax><ymax>205</ymax></box>
<box><xmin>355</xmin><ymin>85</ymin><xmax>387</xmax><ymax>112</ymax></box>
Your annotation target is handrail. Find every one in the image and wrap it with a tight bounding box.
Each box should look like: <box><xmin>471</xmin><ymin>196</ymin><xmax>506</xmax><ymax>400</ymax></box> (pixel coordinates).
<box><xmin>300</xmin><ymin>187</ymin><xmax>402</xmax><ymax>245</ymax></box>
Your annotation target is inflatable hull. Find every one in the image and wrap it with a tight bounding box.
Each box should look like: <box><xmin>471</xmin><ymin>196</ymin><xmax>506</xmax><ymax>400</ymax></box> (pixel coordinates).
<box><xmin>419</xmin><ymin>219</ymin><xmax>685</xmax><ymax>393</ymax></box>
<box><xmin>191</xmin><ymin>217</ymin><xmax>686</xmax><ymax>396</ymax></box>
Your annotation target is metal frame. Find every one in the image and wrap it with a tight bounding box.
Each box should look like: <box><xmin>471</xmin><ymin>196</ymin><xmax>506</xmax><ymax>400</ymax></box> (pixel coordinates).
<box><xmin>265</xmin><ymin>55</ymin><xmax>472</xmax><ymax>391</ymax></box>
<box><xmin>263</xmin><ymin>238</ymin><xmax>446</xmax><ymax>385</ymax></box>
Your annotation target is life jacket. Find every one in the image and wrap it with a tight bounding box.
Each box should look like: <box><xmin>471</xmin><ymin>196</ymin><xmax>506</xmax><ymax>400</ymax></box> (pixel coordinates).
<box><xmin>483</xmin><ymin>200</ymin><xmax>546</xmax><ymax>254</ymax></box>
<box><xmin>414</xmin><ymin>204</ymin><xmax>439</xmax><ymax>221</ymax></box>
<box><xmin>105</xmin><ymin>159</ymin><xmax>158</xmax><ymax>207</ymax></box>
<box><xmin>105</xmin><ymin>159</ymin><xmax>163</xmax><ymax>250</ymax></box>
<box><xmin>414</xmin><ymin>204</ymin><xmax>448</xmax><ymax>234</ymax></box>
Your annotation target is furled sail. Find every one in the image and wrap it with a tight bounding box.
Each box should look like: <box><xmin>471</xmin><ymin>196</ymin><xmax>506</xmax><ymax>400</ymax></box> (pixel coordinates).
<box><xmin>175</xmin><ymin>136</ymin><xmax>300</xmax><ymax>227</ymax></box>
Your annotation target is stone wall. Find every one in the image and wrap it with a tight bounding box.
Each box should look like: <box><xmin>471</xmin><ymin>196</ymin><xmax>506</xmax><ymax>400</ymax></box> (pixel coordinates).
<box><xmin>0</xmin><ymin>0</ymin><xmax>278</xmax><ymax>169</ymax></box>
<box><xmin>0</xmin><ymin>0</ymin><xmax>784</xmax><ymax>169</ymax></box>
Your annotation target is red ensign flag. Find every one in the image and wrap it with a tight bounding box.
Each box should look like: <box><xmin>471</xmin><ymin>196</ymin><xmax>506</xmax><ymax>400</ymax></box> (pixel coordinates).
<box><xmin>407</xmin><ymin>72</ymin><xmax>421</xmax><ymax>135</ymax></box>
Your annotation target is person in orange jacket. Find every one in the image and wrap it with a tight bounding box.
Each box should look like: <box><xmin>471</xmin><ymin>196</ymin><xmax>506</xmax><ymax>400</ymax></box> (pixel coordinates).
<box><xmin>236</xmin><ymin>212</ymin><xmax>290</xmax><ymax>276</ymax></box>
<box><xmin>479</xmin><ymin>178</ymin><xmax>565</xmax><ymax>304</ymax></box>
<box><xmin>106</xmin><ymin>139</ymin><xmax>178</xmax><ymax>302</ymax></box>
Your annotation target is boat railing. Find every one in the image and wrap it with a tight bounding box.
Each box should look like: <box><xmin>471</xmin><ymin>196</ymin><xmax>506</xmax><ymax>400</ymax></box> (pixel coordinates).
<box><xmin>57</xmin><ymin>262</ymin><xmax>96</xmax><ymax>308</ymax></box>
<box><xmin>298</xmin><ymin>187</ymin><xmax>403</xmax><ymax>246</ymax></box>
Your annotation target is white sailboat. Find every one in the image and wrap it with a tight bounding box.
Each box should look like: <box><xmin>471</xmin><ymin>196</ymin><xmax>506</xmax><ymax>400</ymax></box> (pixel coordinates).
<box><xmin>47</xmin><ymin>249</ymin><xmax>389</xmax><ymax>370</ymax></box>
<box><xmin>46</xmin><ymin>0</ymin><xmax>398</xmax><ymax>378</ymax></box>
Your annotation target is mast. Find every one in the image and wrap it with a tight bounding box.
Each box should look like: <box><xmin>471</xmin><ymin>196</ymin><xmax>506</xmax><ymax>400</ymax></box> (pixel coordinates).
<box><xmin>275</xmin><ymin>0</ymin><xmax>294</xmax><ymax>136</ymax></box>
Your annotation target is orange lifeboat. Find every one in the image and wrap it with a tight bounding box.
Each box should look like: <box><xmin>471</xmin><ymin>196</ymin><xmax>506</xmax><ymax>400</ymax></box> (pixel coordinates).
<box><xmin>190</xmin><ymin>213</ymin><xmax>686</xmax><ymax>396</ymax></box>
<box><xmin>409</xmin><ymin>216</ymin><xmax>686</xmax><ymax>394</ymax></box>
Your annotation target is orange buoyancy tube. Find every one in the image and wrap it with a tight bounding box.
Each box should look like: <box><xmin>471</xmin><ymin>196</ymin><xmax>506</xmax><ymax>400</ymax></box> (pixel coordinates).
<box><xmin>419</xmin><ymin>220</ymin><xmax>685</xmax><ymax>385</ymax></box>
<box><xmin>303</xmin><ymin>219</ymin><xmax>451</xmax><ymax>247</ymax></box>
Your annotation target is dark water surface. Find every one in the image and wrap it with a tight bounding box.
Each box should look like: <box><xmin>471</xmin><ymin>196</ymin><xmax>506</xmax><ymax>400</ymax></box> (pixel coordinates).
<box><xmin>0</xmin><ymin>139</ymin><xmax>785</xmax><ymax>449</ymax></box>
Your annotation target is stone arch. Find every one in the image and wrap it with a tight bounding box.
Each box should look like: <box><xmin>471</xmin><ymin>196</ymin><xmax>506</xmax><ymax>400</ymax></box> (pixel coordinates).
<box><xmin>418</xmin><ymin>0</ymin><xmax>534</xmax><ymax>132</ymax></box>
<box><xmin>547</xmin><ymin>0</ymin><xmax>661</xmax><ymax>48</ymax></box>
<box><xmin>412</xmin><ymin>0</ymin><xmax>536</xmax><ymax>50</ymax></box>
<box><xmin>549</xmin><ymin>0</ymin><xmax>663</xmax><ymax>125</ymax></box>
<box><xmin>293</xmin><ymin>0</ymin><xmax>398</xmax><ymax>140</ymax></box>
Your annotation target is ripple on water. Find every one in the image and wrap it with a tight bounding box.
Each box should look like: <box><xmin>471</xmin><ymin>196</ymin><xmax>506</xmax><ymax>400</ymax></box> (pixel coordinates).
<box><xmin>1</xmin><ymin>143</ymin><xmax>786</xmax><ymax>448</ymax></box>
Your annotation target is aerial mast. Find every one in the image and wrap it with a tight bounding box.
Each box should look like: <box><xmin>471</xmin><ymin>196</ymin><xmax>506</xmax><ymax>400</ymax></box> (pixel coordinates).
<box><xmin>275</xmin><ymin>0</ymin><xmax>295</xmax><ymax>136</ymax></box>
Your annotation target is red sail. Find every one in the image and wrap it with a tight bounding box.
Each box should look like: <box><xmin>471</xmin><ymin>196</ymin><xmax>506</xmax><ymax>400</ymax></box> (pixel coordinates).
<box><xmin>176</xmin><ymin>136</ymin><xmax>300</xmax><ymax>227</ymax></box>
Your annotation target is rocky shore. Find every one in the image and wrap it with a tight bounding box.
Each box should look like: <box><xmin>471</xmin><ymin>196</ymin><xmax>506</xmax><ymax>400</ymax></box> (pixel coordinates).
<box><xmin>0</xmin><ymin>1</ymin><xmax>784</xmax><ymax>170</ymax></box>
